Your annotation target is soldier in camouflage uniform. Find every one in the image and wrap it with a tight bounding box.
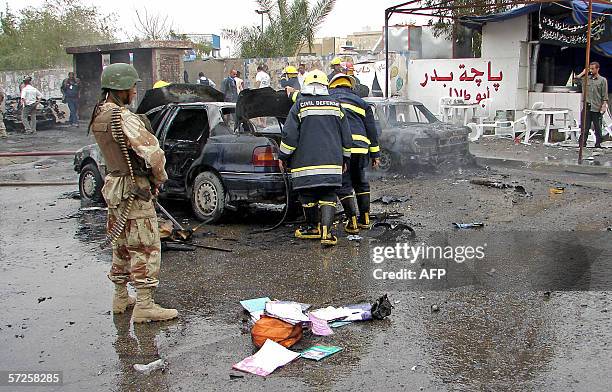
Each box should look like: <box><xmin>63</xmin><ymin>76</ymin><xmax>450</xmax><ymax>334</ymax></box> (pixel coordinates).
<box><xmin>89</xmin><ymin>63</ymin><xmax>178</xmax><ymax>323</ymax></box>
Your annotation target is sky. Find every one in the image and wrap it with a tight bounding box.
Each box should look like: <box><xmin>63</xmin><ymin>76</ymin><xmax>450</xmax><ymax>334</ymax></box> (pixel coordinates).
<box><xmin>1</xmin><ymin>0</ymin><xmax>424</xmax><ymax>53</ymax></box>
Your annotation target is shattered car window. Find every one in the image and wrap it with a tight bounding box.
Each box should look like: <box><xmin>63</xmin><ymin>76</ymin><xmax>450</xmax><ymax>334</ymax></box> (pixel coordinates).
<box><xmin>382</xmin><ymin>103</ymin><xmax>439</xmax><ymax>126</ymax></box>
<box><xmin>166</xmin><ymin>109</ymin><xmax>209</xmax><ymax>142</ymax></box>
<box><xmin>211</xmin><ymin>107</ymin><xmax>238</xmax><ymax>135</ymax></box>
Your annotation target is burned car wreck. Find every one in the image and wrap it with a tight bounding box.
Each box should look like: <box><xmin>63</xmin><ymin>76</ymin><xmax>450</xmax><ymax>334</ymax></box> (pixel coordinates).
<box><xmin>3</xmin><ymin>96</ymin><xmax>69</xmax><ymax>131</ymax></box>
<box><xmin>364</xmin><ymin>97</ymin><xmax>472</xmax><ymax>172</ymax></box>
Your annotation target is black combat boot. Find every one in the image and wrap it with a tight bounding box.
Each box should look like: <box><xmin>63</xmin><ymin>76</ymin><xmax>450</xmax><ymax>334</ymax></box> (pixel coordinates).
<box><xmin>356</xmin><ymin>192</ymin><xmax>371</xmax><ymax>229</ymax></box>
<box><xmin>340</xmin><ymin>195</ymin><xmax>359</xmax><ymax>234</ymax></box>
<box><xmin>320</xmin><ymin>203</ymin><xmax>338</xmax><ymax>246</ymax></box>
<box><xmin>295</xmin><ymin>204</ymin><xmax>321</xmax><ymax>239</ymax></box>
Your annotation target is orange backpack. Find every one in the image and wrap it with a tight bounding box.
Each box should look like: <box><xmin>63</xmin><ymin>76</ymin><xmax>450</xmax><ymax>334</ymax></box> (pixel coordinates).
<box><xmin>251</xmin><ymin>316</ymin><xmax>303</xmax><ymax>348</ymax></box>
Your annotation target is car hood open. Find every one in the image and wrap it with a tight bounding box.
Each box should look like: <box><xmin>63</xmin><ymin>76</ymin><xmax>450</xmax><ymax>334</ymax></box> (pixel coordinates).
<box><xmin>136</xmin><ymin>84</ymin><xmax>224</xmax><ymax>114</ymax></box>
<box><xmin>235</xmin><ymin>87</ymin><xmax>293</xmax><ymax>122</ymax></box>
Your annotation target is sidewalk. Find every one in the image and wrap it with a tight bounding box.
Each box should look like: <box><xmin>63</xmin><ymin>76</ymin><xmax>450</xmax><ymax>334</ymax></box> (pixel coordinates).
<box><xmin>470</xmin><ymin>138</ymin><xmax>612</xmax><ymax>174</ymax></box>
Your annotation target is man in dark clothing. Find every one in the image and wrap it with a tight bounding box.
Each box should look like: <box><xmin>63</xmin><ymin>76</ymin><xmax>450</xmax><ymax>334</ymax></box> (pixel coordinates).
<box><xmin>280</xmin><ymin>66</ymin><xmax>301</xmax><ymax>90</ymax></box>
<box><xmin>61</xmin><ymin>72</ymin><xmax>80</xmax><ymax>126</ymax></box>
<box><xmin>278</xmin><ymin>70</ymin><xmax>352</xmax><ymax>246</ymax></box>
<box><xmin>220</xmin><ymin>69</ymin><xmax>238</xmax><ymax>102</ymax></box>
<box><xmin>329</xmin><ymin>73</ymin><xmax>380</xmax><ymax>233</ymax></box>
<box><xmin>196</xmin><ymin>71</ymin><xmax>216</xmax><ymax>88</ymax></box>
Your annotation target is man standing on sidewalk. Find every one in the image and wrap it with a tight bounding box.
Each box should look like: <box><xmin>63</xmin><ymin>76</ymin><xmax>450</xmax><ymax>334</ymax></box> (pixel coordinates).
<box><xmin>61</xmin><ymin>72</ymin><xmax>81</xmax><ymax>127</ymax></box>
<box><xmin>0</xmin><ymin>85</ymin><xmax>7</xmax><ymax>139</ymax></box>
<box><xmin>576</xmin><ymin>62</ymin><xmax>608</xmax><ymax>148</ymax></box>
<box><xmin>20</xmin><ymin>76</ymin><xmax>42</xmax><ymax>134</ymax></box>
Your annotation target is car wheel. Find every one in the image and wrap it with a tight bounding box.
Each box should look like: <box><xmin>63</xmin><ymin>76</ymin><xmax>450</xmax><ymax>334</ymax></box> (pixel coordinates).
<box><xmin>79</xmin><ymin>163</ymin><xmax>104</xmax><ymax>202</ymax></box>
<box><xmin>378</xmin><ymin>149</ymin><xmax>393</xmax><ymax>172</ymax></box>
<box><xmin>191</xmin><ymin>171</ymin><xmax>225</xmax><ymax>223</ymax></box>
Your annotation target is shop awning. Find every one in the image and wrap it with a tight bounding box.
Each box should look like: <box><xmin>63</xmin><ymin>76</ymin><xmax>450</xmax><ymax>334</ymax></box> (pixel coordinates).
<box><xmin>459</xmin><ymin>1</ymin><xmax>612</xmax><ymax>57</ymax></box>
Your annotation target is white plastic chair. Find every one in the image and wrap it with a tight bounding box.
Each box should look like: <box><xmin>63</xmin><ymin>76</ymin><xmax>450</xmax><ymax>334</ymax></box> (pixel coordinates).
<box><xmin>514</xmin><ymin>102</ymin><xmax>546</xmax><ymax>143</ymax></box>
<box><xmin>466</xmin><ymin>99</ymin><xmax>514</xmax><ymax>141</ymax></box>
<box><xmin>437</xmin><ymin>96</ymin><xmax>452</xmax><ymax>121</ymax></box>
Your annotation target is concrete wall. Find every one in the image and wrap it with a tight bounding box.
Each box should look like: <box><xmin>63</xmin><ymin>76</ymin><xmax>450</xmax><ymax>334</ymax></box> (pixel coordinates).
<box><xmin>0</xmin><ymin>68</ymin><xmax>72</xmax><ymax>99</ymax></box>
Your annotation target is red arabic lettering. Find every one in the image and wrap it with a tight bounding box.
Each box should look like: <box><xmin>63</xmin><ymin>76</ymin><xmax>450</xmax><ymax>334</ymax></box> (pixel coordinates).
<box><xmin>487</xmin><ymin>62</ymin><xmax>503</xmax><ymax>81</ymax></box>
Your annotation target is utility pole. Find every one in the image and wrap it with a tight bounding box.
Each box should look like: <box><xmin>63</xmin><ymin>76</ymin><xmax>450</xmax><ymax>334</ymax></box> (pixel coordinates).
<box><xmin>578</xmin><ymin>0</ymin><xmax>593</xmax><ymax>164</ymax></box>
<box><xmin>255</xmin><ymin>9</ymin><xmax>269</xmax><ymax>36</ymax></box>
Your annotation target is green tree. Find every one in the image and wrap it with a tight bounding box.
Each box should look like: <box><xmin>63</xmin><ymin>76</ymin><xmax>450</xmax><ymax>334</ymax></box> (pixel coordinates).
<box><xmin>223</xmin><ymin>0</ymin><xmax>336</xmax><ymax>58</ymax></box>
<box><xmin>0</xmin><ymin>0</ymin><xmax>116</xmax><ymax>70</ymax></box>
<box><xmin>425</xmin><ymin>0</ymin><xmax>512</xmax><ymax>57</ymax></box>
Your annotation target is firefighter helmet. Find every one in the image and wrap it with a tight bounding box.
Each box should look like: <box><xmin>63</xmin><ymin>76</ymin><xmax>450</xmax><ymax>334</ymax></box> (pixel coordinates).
<box><xmin>283</xmin><ymin>66</ymin><xmax>298</xmax><ymax>75</ymax></box>
<box><xmin>303</xmin><ymin>70</ymin><xmax>329</xmax><ymax>86</ymax></box>
<box><xmin>329</xmin><ymin>73</ymin><xmax>356</xmax><ymax>89</ymax></box>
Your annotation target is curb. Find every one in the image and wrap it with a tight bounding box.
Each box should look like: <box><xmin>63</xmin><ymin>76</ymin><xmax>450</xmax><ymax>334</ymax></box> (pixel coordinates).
<box><xmin>474</xmin><ymin>155</ymin><xmax>612</xmax><ymax>175</ymax></box>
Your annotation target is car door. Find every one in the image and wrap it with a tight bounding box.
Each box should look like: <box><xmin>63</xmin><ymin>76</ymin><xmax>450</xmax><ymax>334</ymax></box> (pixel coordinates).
<box><xmin>159</xmin><ymin>105</ymin><xmax>210</xmax><ymax>191</ymax></box>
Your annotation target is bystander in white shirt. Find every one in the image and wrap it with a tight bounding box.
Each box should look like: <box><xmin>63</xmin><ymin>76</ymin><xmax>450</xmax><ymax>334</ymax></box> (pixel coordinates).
<box><xmin>21</xmin><ymin>85</ymin><xmax>42</xmax><ymax>106</ymax></box>
<box><xmin>256</xmin><ymin>71</ymin><xmax>270</xmax><ymax>88</ymax></box>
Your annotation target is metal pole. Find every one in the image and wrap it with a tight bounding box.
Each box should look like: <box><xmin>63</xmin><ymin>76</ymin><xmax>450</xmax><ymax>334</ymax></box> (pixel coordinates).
<box><xmin>385</xmin><ymin>10</ymin><xmax>390</xmax><ymax>98</ymax></box>
<box><xmin>578</xmin><ymin>0</ymin><xmax>593</xmax><ymax>164</ymax></box>
<box><xmin>261</xmin><ymin>13</ymin><xmax>264</xmax><ymax>34</ymax></box>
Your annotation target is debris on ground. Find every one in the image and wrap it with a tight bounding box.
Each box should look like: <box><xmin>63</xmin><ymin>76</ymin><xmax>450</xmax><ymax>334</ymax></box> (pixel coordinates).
<box><xmin>133</xmin><ymin>358</ymin><xmax>166</xmax><ymax>375</ymax></box>
<box><xmin>373</xmin><ymin>222</ymin><xmax>416</xmax><ymax>236</ymax></box>
<box><xmin>240</xmin><ymin>297</ymin><xmax>271</xmax><ymax>322</ymax></box>
<box><xmin>372</xmin><ymin>195</ymin><xmax>411</xmax><ymax>204</ymax></box>
<box><xmin>549</xmin><ymin>186</ymin><xmax>565</xmax><ymax>195</ymax></box>
<box><xmin>252</xmin><ymin>316</ymin><xmax>303</xmax><ymax>348</ymax></box>
<box><xmin>452</xmin><ymin>222</ymin><xmax>485</xmax><ymax>229</ymax></box>
<box><xmin>329</xmin><ymin>321</ymin><xmax>351</xmax><ymax>328</ymax></box>
<box><xmin>233</xmin><ymin>339</ymin><xmax>301</xmax><ymax>377</ymax></box>
<box><xmin>308</xmin><ymin>313</ymin><xmax>333</xmax><ymax>336</ymax></box>
<box><xmin>301</xmin><ymin>346</ymin><xmax>343</xmax><ymax>361</ymax></box>
<box><xmin>347</xmin><ymin>235</ymin><xmax>362</xmax><ymax>241</ymax></box>
<box><xmin>371</xmin><ymin>294</ymin><xmax>393</xmax><ymax>320</ymax></box>
<box><xmin>161</xmin><ymin>242</ymin><xmax>196</xmax><ymax>252</ymax></box>
<box><xmin>229</xmin><ymin>373</ymin><xmax>244</xmax><ymax>380</ymax></box>
<box><xmin>370</xmin><ymin>211</ymin><xmax>404</xmax><ymax>220</ymax></box>
<box><xmin>431</xmin><ymin>304</ymin><xmax>440</xmax><ymax>312</ymax></box>
<box><xmin>265</xmin><ymin>301</ymin><xmax>311</xmax><ymax>324</ymax></box>
<box><xmin>470</xmin><ymin>178</ymin><xmax>513</xmax><ymax>189</ymax></box>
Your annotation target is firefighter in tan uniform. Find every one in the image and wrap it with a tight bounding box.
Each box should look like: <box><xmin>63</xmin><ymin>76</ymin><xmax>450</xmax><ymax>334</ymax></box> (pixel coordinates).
<box><xmin>89</xmin><ymin>63</ymin><xmax>178</xmax><ymax>323</ymax></box>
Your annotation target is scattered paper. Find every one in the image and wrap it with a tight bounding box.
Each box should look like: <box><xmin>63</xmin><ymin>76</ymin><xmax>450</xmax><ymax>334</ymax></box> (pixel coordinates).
<box><xmin>240</xmin><ymin>297</ymin><xmax>271</xmax><ymax>322</ymax></box>
<box><xmin>233</xmin><ymin>339</ymin><xmax>300</xmax><ymax>377</ymax></box>
<box><xmin>309</xmin><ymin>303</ymin><xmax>372</xmax><ymax>322</ymax></box>
<box><xmin>265</xmin><ymin>301</ymin><xmax>310</xmax><ymax>324</ymax></box>
<box><xmin>329</xmin><ymin>321</ymin><xmax>352</xmax><ymax>328</ymax></box>
<box><xmin>301</xmin><ymin>346</ymin><xmax>343</xmax><ymax>361</ymax></box>
<box><xmin>308</xmin><ymin>313</ymin><xmax>333</xmax><ymax>336</ymax></box>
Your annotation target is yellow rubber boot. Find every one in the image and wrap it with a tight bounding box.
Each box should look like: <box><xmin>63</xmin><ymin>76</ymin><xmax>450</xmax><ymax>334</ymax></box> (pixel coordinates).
<box><xmin>295</xmin><ymin>204</ymin><xmax>321</xmax><ymax>239</ymax></box>
<box><xmin>112</xmin><ymin>284</ymin><xmax>136</xmax><ymax>314</ymax></box>
<box><xmin>340</xmin><ymin>195</ymin><xmax>360</xmax><ymax>234</ymax></box>
<box><xmin>320</xmin><ymin>204</ymin><xmax>338</xmax><ymax>246</ymax></box>
<box><xmin>132</xmin><ymin>288</ymin><xmax>179</xmax><ymax>323</ymax></box>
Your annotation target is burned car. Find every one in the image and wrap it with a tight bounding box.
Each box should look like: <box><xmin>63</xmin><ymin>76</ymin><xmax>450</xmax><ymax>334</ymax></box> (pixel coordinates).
<box><xmin>74</xmin><ymin>84</ymin><xmax>290</xmax><ymax>223</ymax></box>
<box><xmin>365</xmin><ymin>97</ymin><xmax>471</xmax><ymax>172</ymax></box>
<box><xmin>3</xmin><ymin>96</ymin><xmax>69</xmax><ymax>132</ymax></box>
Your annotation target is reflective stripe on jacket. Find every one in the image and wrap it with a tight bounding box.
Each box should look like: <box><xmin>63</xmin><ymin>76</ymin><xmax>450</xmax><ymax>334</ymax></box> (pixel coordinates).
<box><xmin>329</xmin><ymin>86</ymin><xmax>380</xmax><ymax>157</ymax></box>
<box><xmin>279</xmin><ymin>94</ymin><xmax>352</xmax><ymax>189</ymax></box>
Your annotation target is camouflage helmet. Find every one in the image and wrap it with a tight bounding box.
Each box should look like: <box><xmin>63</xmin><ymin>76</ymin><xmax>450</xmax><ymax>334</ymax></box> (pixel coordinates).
<box><xmin>101</xmin><ymin>63</ymin><xmax>141</xmax><ymax>90</ymax></box>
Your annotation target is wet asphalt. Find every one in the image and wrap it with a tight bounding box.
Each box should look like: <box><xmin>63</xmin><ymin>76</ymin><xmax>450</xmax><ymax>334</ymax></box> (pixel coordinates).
<box><xmin>1</xmin><ymin>126</ymin><xmax>611</xmax><ymax>392</ymax></box>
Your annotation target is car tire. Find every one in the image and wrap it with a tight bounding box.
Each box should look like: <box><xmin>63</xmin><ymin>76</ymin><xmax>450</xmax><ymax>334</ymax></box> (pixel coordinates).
<box><xmin>79</xmin><ymin>163</ymin><xmax>104</xmax><ymax>202</ymax></box>
<box><xmin>378</xmin><ymin>148</ymin><xmax>393</xmax><ymax>172</ymax></box>
<box><xmin>191</xmin><ymin>171</ymin><xmax>225</xmax><ymax>223</ymax></box>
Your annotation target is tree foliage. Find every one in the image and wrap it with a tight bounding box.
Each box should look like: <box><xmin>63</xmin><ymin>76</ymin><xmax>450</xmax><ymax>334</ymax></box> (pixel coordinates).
<box><xmin>425</xmin><ymin>0</ymin><xmax>512</xmax><ymax>56</ymax></box>
<box><xmin>223</xmin><ymin>0</ymin><xmax>336</xmax><ymax>58</ymax></box>
<box><xmin>426</xmin><ymin>0</ymin><xmax>512</xmax><ymax>39</ymax></box>
<box><xmin>0</xmin><ymin>0</ymin><xmax>116</xmax><ymax>70</ymax></box>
